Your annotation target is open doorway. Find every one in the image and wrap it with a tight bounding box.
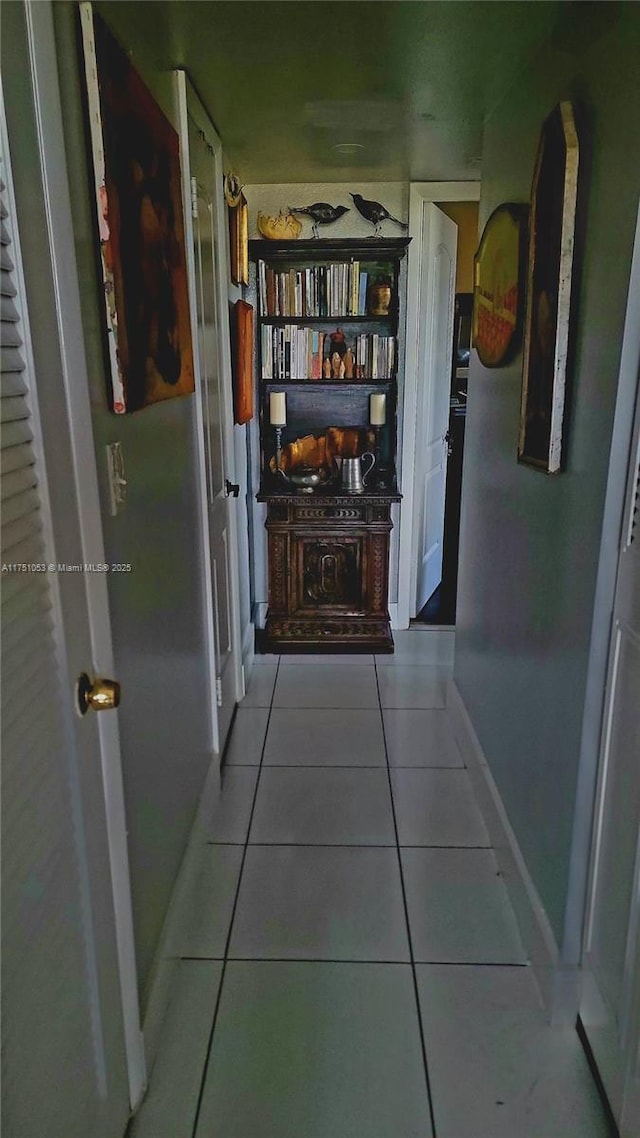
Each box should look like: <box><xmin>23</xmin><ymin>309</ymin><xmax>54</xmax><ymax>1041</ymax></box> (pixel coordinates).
<box><xmin>397</xmin><ymin>183</ymin><xmax>480</xmax><ymax>632</ymax></box>
<box><xmin>415</xmin><ymin>201</ymin><xmax>478</xmax><ymax>626</ymax></box>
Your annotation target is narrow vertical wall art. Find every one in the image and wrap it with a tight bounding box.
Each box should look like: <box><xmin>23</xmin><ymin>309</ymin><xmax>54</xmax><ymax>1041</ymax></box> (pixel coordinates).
<box><xmin>225</xmin><ymin>173</ymin><xmax>249</xmax><ymax>286</ymax></box>
<box><xmin>519</xmin><ymin>101</ymin><xmax>580</xmax><ymax>472</ymax></box>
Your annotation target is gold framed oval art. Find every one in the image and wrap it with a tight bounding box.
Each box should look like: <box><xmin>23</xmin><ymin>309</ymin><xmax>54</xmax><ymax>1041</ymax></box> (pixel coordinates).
<box><xmin>472</xmin><ymin>203</ymin><xmax>528</xmax><ymax>369</ymax></box>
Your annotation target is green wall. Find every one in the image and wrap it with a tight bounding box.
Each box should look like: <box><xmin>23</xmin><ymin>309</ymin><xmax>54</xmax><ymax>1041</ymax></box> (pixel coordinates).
<box><xmin>53</xmin><ymin>2</ymin><xmax>214</xmax><ymax>1004</ymax></box>
<box><xmin>455</xmin><ymin>6</ymin><xmax>640</xmax><ymax>945</ymax></box>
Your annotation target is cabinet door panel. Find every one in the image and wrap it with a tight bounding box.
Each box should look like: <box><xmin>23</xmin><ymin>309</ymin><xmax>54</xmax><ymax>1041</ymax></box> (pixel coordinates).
<box><xmin>294</xmin><ymin>535</ymin><xmax>366</xmax><ymax>613</ymax></box>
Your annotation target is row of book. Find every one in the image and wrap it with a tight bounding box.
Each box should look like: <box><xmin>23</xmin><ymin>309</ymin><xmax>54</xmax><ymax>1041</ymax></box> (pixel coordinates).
<box><xmin>260</xmin><ymin>325</ymin><xmax>396</xmax><ymax>381</ymax></box>
<box><xmin>257</xmin><ymin>260</ymin><xmax>379</xmax><ymax>318</ymax></box>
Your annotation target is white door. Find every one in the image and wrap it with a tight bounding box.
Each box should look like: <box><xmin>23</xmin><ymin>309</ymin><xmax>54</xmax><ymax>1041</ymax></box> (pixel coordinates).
<box><xmin>183</xmin><ymin>91</ymin><xmax>241</xmax><ymax>748</ymax></box>
<box><xmin>1</xmin><ymin>65</ymin><xmax>136</xmax><ymax>1138</ymax></box>
<box><xmin>411</xmin><ymin>204</ymin><xmax>457</xmax><ymax>615</ymax></box>
<box><xmin>580</xmin><ymin>363</ymin><xmax>640</xmax><ymax>1138</ymax></box>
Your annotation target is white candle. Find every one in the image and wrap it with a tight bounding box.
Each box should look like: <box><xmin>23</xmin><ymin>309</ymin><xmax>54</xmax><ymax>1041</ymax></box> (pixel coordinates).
<box><xmin>370</xmin><ymin>393</ymin><xmax>386</xmax><ymax>426</ymax></box>
<box><xmin>269</xmin><ymin>391</ymin><xmax>287</xmax><ymax>426</ymax></box>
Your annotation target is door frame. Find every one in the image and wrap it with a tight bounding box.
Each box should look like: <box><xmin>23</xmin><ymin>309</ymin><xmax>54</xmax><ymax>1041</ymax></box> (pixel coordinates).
<box><xmin>20</xmin><ymin>0</ymin><xmax>144</xmax><ymax>1108</ymax></box>
<box><xmin>410</xmin><ymin>203</ymin><xmax>458</xmax><ymax>618</ymax></box>
<box><xmin>396</xmin><ymin>181</ymin><xmax>480</xmax><ymax>630</ymax></box>
<box><xmin>176</xmin><ymin>70</ymin><xmax>244</xmax><ymax>749</ymax></box>
<box><xmin>560</xmin><ymin>196</ymin><xmax>640</xmax><ymax>975</ymax></box>
<box><xmin>573</xmin><ymin>200</ymin><xmax>640</xmax><ymax>1129</ymax></box>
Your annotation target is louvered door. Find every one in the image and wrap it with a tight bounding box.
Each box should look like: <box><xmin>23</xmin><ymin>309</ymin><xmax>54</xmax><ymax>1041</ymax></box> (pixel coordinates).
<box><xmin>1</xmin><ymin>127</ymin><xmax>129</xmax><ymax>1138</ymax></box>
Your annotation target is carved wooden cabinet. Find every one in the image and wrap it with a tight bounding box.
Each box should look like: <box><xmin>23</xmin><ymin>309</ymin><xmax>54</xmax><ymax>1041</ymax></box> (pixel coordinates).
<box><xmin>258</xmin><ymin>492</ymin><xmax>401</xmax><ymax>652</ymax></box>
<box><xmin>251</xmin><ymin>237</ymin><xmax>409</xmax><ymax>653</ymax></box>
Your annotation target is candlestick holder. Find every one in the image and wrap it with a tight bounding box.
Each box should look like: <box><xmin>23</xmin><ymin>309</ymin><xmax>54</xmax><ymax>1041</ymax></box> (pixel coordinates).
<box><xmin>372</xmin><ymin>425</ymin><xmax>387</xmax><ymax>488</ymax></box>
<box><xmin>274</xmin><ymin>425</ymin><xmax>284</xmax><ymax>479</ymax></box>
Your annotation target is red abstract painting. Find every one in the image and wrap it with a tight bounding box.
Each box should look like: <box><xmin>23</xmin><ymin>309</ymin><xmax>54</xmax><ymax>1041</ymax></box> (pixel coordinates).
<box><xmin>81</xmin><ymin>7</ymin><xmax>194</xmax><ymax>412</ymax></box>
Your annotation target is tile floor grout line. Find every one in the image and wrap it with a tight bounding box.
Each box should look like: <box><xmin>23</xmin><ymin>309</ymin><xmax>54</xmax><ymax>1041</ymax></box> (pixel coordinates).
<box><xmin>400</xmin><ymin>843</ymin><xmax>493</xmax><ymax>850</ymax></box>
<box><xmin>227</xmin><ymin>763</ymin><xmax>388</xmax><ymax>770</ymax></box>
<box><xmin>207</xmin><ymin>840</ymin><xmax>494</xmax><ymax>849</ymax></box>
<box><xmin>190</xmin><ymin>657</ymin><xmax>282</xmax><ymax>1138</ymax></box>
<box><xmin>374</xmin><ymin>658</ymin><xmax>438</xmax><ymax>1138</ymax></box>
<box><xmin>179</xmin><ymin>953</ymin><xmax>531</xmax><ymax>967</ymax></box>
<box><xmin>203</xmin><ymin>956</ymin><xmax>414</xmax><ymax>966</ymax></box>
<box><xmin>263</xmin><ymin>704</ymin><xmax>447</xmax><ymax>711</ymax></box>
<box><xmin>224</xmin><ymin>763</ymin><xmax>465</xmax><ymax>770</ymax></box>
<box><xmin>411</xmin><ymin>960</ymin><xmax>531</xmax><ymax>968</ymax></box>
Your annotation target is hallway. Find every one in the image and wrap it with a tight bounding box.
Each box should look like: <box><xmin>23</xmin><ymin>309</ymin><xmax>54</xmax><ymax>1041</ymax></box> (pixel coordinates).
<box><xmin>129</xmin><ymin>634</ymin><xmax>609</xmax><ymax>1138</ymax></box>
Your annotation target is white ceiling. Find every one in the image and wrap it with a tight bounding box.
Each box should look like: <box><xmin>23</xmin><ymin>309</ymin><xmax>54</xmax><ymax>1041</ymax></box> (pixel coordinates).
<box><xmin>96</xmin><ymin>1</ymin><xmax>576</xmax><ymax>183</ymax></box>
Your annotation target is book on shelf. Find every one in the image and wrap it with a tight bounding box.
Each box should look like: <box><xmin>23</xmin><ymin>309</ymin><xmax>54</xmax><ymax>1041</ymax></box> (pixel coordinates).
<box><xmin>261</xmin><ymin>324</ymin><xmax>395</xmax><ymax>381</ymax></box>
<box><xmin>257</xmin><ymin>259</ymin><xmax>380</xmax><ymax>319</ymax></box>
<box><xmin>358</xmin><ymin>271</ymin><xmax>368</xmax><ymax>317</ymax></box>
<box><xmin>355</xmin><ymin>333</ymin><xmax>395</xmax><ymax>380</ymax></box>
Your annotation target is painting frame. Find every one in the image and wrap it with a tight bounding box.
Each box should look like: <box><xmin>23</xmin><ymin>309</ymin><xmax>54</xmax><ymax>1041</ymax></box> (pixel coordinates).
<box><xmin>229</xmin><ymin>193</ymin><xmax>249</xmax><ymax>286</ymax></box>
<box><xmin>80</xmin><ymin>3</ymin><xmax>195</xmax><ymax>413</ymax></box>
<box><xmin>518</xmin><ymin>101</ymin><xmax>580</xmax><ymax>473</ymax></box>
<box><xmin>232</xmin><ymin>299</ymin><xmax>254</xmax><ymax>425</ymax></box>
<box><xmin>472</xmin><ymin>203</ymin><xmax>528</xmax><ymax>369</ymax></box>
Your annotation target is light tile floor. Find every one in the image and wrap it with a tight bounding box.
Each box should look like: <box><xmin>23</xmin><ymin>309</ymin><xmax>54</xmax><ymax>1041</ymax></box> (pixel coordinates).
<box><xmin>130</xmin><ymin>640</ymin><xmax>610</xmax><ymax>1138</ymax></box>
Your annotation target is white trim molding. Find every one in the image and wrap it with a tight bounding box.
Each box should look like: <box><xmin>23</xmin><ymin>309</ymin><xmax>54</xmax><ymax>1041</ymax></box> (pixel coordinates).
<box><xmin>176</xmin><ymin>71</ymin><xmax>245</xmax><ymax>714</ymax></box>
<box><xmin>175</xmin><ymin>72</ymin><xmax>221</xmax><ymax>755</ymax></box>
<box><xmin>138</xmin><ymin>753</ymin><xmax>222</xmax><ymax>1076</ymax></box>
<box><xmin>397</xmin><ymin>182</ymin><xmax>480</xmax><ymax>630</ymax></box>
<box><xmin>254</xmin><ymin>601</ymin><xmax>268</xmax><ymax>630</ymax></box>
<box><xmin>448</xmin><ymin>682</ymin><xmax>579</xmax><ymax>1023</ymax></box>
<box><xmin>242</xmin><ymin>619</ymin><xmax>255</xmax><ymax>686</ymax></box>
<box><xmin>28</xmin><ymin>0</ymin><xmax>145</xmax><ymax>1106</ymax></box>
<box><xmin>567</xmin><ymin>197</ymin><xmax>640</xmax><ymax>966</ymax></box>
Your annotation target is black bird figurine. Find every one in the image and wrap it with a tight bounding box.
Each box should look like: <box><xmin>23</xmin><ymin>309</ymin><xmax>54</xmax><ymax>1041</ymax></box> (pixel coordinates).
<box><xmin>288</xmin><ymin>202</ymin><xmax>349</xmax><ymax>239</ymax></box>
<box><xmin>350</xmin><ymin>193</ymin><xmax>408</xmax><ymax>237</ymax></box>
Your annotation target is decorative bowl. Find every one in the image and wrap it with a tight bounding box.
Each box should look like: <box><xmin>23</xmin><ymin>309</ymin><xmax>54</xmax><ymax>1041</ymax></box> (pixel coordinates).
<box><xmin>280</xmin><ymin>464</ymin><xmax>334</xmax><ymax>488</ymax></box>
<box><xmin>257</xmin><ymin>211</ymin><xmax>302</xmax><ymax>241</ymax></box>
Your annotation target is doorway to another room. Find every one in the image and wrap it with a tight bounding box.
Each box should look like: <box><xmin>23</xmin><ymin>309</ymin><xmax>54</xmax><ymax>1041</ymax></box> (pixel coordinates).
<box><xmin>416</xmin><ymin>279</ymin><xmax>474</xmax><ymax>626</ymax></box>
<box><xmin>398</xmin><ymin>185</ymin><xmax>479</xmax><ymax>633</ymax></box>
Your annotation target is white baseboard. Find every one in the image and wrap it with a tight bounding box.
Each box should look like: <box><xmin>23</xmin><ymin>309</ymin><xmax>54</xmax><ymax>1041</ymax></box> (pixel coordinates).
<box><xmin>138</xmin><ymin>750</ymin><xmax>222</xmax><ymax>1074</ymax></box>
<box><xmin>253</xmin><ymin>601</ymin><xmax>267</xmax><ymax>629</ymax></box>
<box><xmin>241</xmin><ymin>620</ymin><xmax>255</xmax><ymax>693</ymax></box>
<box><xmin>448</xmin><ymin>682</ymin><xmax>579</xmax><ymax>1023</ymax></box>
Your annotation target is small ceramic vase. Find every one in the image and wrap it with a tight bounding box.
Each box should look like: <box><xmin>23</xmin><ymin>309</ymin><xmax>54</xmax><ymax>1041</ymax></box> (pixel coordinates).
<box><xmin>369</xmin><ymin>278</ymin><xmax>392</xmax><ymax>316</ymax></box>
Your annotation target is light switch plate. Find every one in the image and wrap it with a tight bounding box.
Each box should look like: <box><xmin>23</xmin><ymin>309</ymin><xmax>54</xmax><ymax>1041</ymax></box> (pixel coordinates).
<box><xmin>106</xmin><ymin>442</ymin><xmax>127</xmax><ymax>515</ymax></box>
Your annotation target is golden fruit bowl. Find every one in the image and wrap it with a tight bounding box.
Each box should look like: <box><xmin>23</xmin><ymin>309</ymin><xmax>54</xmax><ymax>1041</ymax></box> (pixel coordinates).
<box><xmin>257</xmin><ymin>211</ymin><xmax>302</xmax><ymax>241</ymax></box>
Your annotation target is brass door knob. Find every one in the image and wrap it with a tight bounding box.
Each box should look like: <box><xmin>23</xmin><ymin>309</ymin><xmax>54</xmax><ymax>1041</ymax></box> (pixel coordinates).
<box><xmin>77</xmin><ymin>672</ymin><xmax>121</xmax><ymax>716</ymax></box>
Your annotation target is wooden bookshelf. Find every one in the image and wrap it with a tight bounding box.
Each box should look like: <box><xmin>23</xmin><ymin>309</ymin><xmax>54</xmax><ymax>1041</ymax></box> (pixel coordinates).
<box><xmin>251</xmin><ymin>237</ymin><xmax>409</xmax><ymax>653</ymax></box>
